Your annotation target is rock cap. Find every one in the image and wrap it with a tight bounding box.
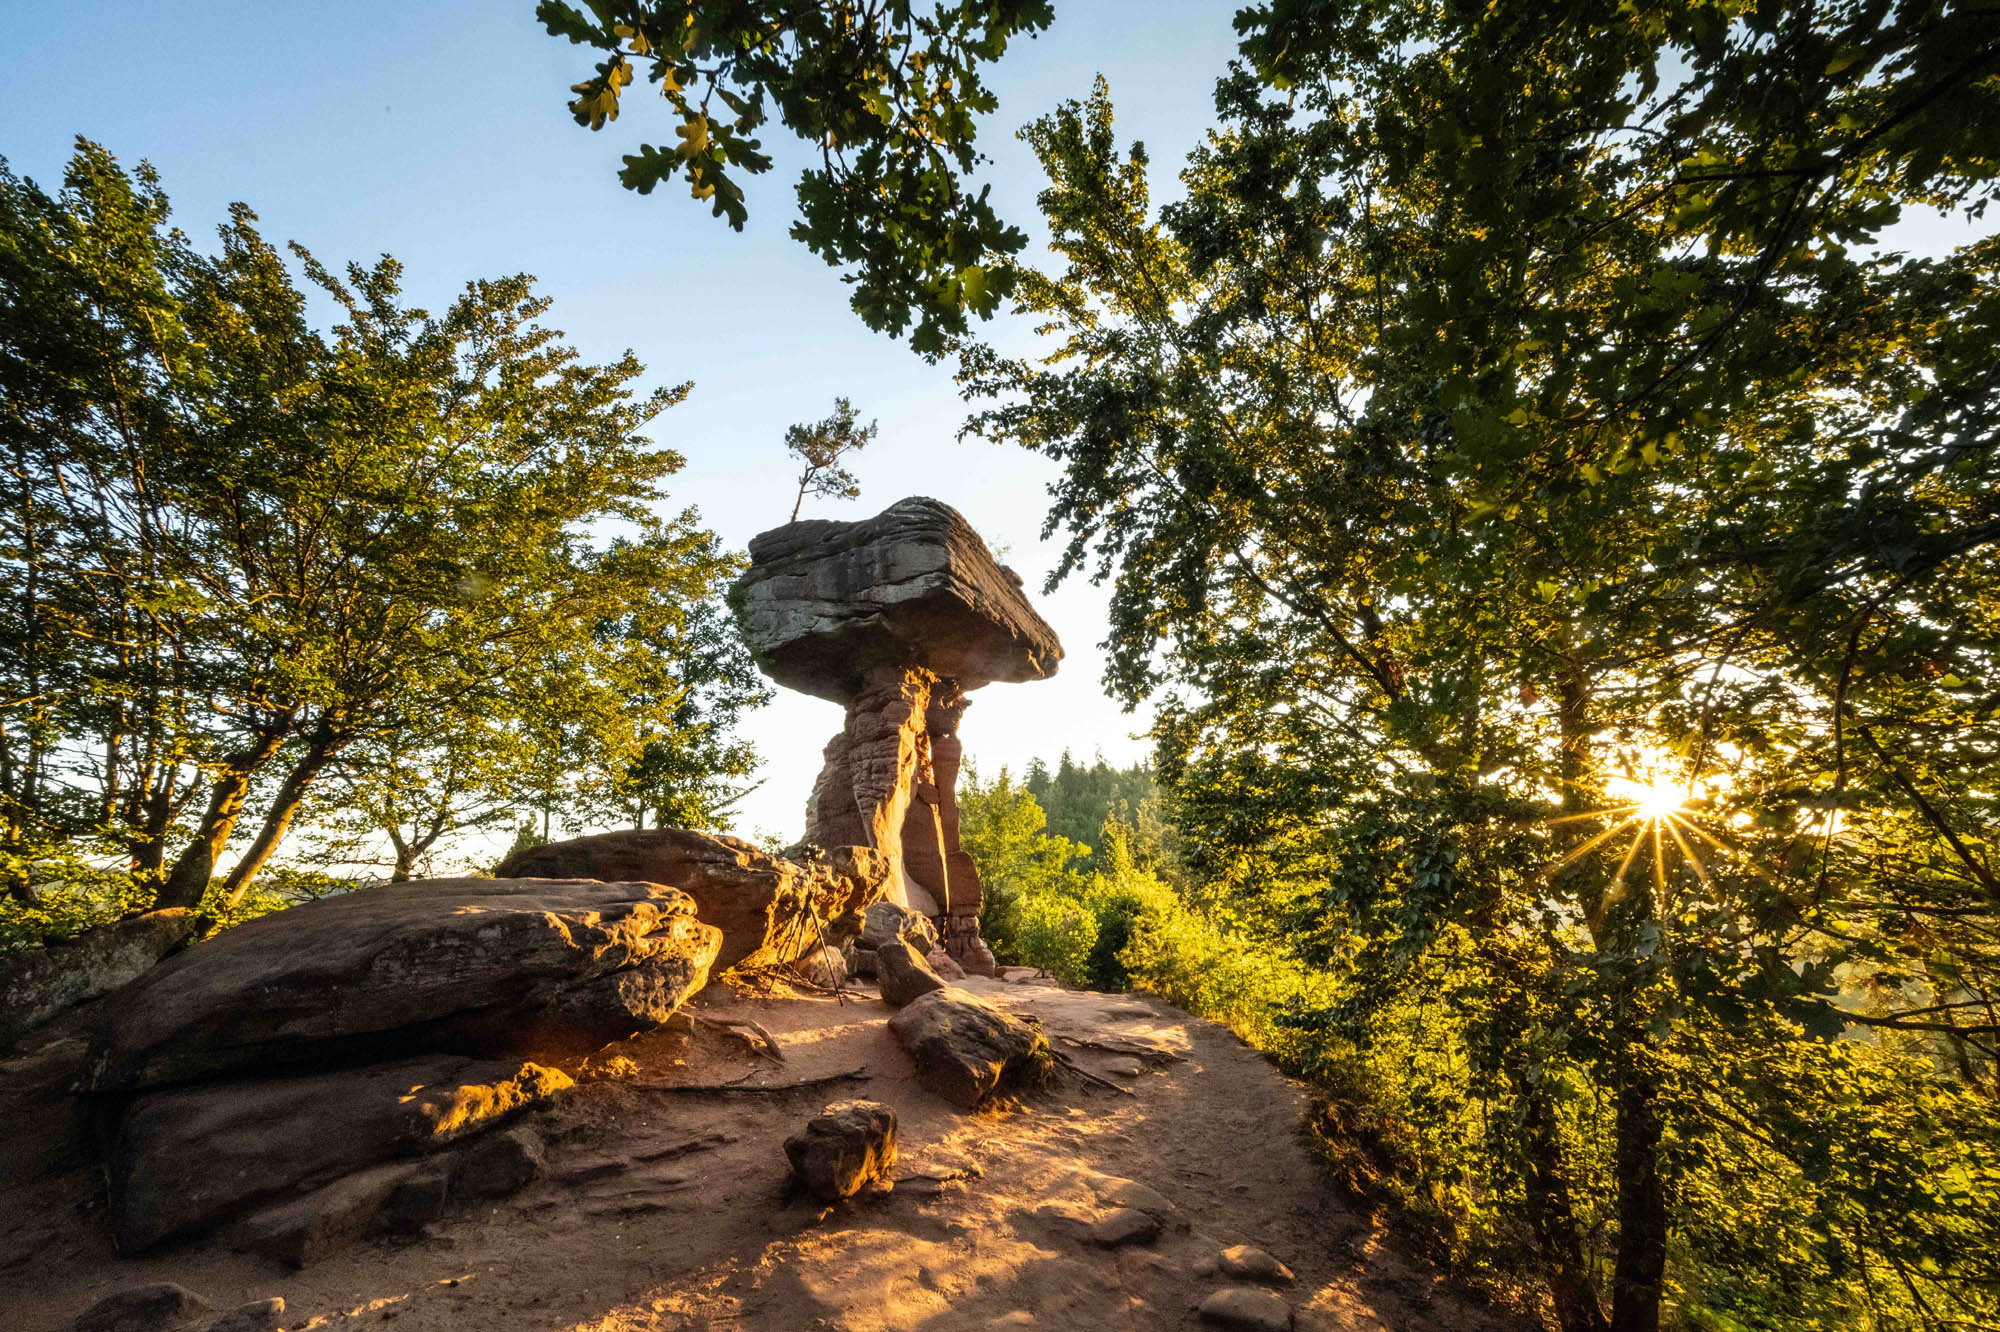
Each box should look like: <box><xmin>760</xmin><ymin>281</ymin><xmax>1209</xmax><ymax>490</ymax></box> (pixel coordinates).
<box><xmin>729</xmin><ymin>496</ymin><xmax>1062</xmax><ymax>703</ymax></box>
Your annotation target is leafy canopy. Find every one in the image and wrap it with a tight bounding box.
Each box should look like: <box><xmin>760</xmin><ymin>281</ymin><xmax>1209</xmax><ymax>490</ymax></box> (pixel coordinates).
<box><xmin>537</xmin><ymin>0</ymin><xmax>1053</xmax><ymax>353</ymax></box>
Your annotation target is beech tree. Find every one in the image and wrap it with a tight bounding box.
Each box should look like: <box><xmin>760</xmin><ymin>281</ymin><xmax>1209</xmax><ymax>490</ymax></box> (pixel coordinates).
<box><xmin>961</xmin><ymin>4</ymin><xmax>2000</xmax><ymax>1329</ymax></box>
<box><xmin>535</xmin><ymin>0</ymin><xmax>1053</xmax><ymax>353</ymax></box>
<box><xmin>0</xmin><ymin>141</ymin><xmax>755</xmax><ymax>918</ymax></box>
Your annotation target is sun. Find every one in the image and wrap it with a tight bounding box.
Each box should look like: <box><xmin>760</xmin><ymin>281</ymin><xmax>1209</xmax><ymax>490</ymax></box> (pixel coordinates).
<box><xmin>1605</xmin><ymin>773</ymin><xmax>1686</xmax><ymax>822</ymax></box>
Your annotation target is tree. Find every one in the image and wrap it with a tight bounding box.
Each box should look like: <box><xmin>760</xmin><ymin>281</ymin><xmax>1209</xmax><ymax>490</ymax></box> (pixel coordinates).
<box><xmin>960</xmin><ymin>3</ymin><xmax>2000</xmax><ymax>1326</ymax></box>
<box><xmin>1</xmin><ymin>140</ymin><xmax>760</xmax><ymax>922</ymax></box>
<box><xmin>784</xmin><ymin>396</ymin><xmax>876</xmax><ymax>522</ymax></box>
<box><xmin>536</xmin><ymin>0</ymin><xmax>1052</xmax><ymax>353</ymax></box>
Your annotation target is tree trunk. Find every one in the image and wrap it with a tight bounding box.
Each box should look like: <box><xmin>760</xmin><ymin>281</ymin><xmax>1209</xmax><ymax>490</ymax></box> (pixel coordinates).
<box><xmin>390</xmin><ymin>832</ymin><xmax>417</xmax><ymax>882</ymax></box>
<box><xmin>154</xmin><ymin>716</ymin><xmax>294</xmax><ymax>910</ymax></box>
<box><xmin>219</xmin><ymin>721</ymin><xmax>345</xmax><ymax>906</ymax></box>
<box><xmin>1610</xmin><ymin>1052</ymin><xmax>1668</xmax><ymax>1332</ymax></box>
<box><xmin>1557</xmin><ymin>665</ymin><xmax>1670</xmax><ymax>1332</ymax></box>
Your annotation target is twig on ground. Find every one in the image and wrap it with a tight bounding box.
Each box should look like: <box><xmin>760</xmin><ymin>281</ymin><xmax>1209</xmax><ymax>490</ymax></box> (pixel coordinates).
<box><xmin>1051</xmin><ymin>1049</ymin><xmax>1136</xmax><ymax>1097</ymax></box>
<box><xmin>692</xmin><ymin>1015</ymin><xmax>787</xmax><ymax>1062</ymax></box>
<box><xmin>632</xmin><ymin>1066</ymin><xmax>870</xmax><ymax>1096</ymax></box>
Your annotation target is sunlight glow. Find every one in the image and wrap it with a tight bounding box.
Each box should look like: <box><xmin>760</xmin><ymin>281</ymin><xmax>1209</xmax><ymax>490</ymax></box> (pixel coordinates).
<box><xmin>1605</xmin><ymin>774</ymin><xmax>1687</xmax><ymax>822</ymax></box>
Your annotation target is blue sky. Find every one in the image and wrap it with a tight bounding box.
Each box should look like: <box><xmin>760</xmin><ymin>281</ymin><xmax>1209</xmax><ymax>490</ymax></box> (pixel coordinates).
<box><xmin>3</xmin><ymin>2</ymin><xmax>1248</xmax><ymax>850</ymax></box>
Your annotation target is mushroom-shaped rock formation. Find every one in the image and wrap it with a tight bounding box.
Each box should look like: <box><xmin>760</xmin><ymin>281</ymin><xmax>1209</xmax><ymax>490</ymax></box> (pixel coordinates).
<box><xmin>730</xmin><ymin>497</ymin><xmax>1062</xmax><ymax>972</ymax></box>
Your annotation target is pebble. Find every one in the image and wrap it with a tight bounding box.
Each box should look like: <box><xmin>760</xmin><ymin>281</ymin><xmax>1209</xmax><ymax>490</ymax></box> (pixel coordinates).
<box><xmin>1219</xmin><ymin>1243</ymin><xmax>1296</xmax><ymax>1286</ymax></box>
<box><xmin>1198</xmin><ymin>1286</ymin><xmax>1294</xmax><ymax>1332</ymax></box>
<box><xmin>1088</xmin><ymin>1206</ymin><xmax>1162</xmax><ymax>1247</ymax></box>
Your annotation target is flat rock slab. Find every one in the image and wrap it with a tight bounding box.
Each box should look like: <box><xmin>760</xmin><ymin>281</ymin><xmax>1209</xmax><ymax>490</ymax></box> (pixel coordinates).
<box><xmin>496</xmin><ymin>831</ymin><xmax>886</xmax><ymax>973</ymax></box>
<box><xmin>76</xmin><ymin>878</ymin><xmax>721</xmax><ymax>1093</ymax></box>
<box><xmin>730</xmin><ymin>496</ymin><xmax>1062</xmax><ymax>703</ymax></box>
<box><xmin>110</xmin><ymin>1055</ymin><xmax>570</xmax><ymax>1252</ymax></box>
<box><xmin>887</xmin><ymin>987</ymin><xmax>1048</xmax><ymax>1110</ymax></box>
<box><xmin>1199</xmin><ymin>1286</ymin><xmax>1295</xmax><ymax>1332</ymax></box>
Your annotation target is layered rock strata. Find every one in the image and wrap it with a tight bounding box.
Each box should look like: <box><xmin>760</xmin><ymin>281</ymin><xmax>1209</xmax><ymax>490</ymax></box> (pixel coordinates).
<box><xmin>494</xmin><ymin>829</ymin><xmax>887</xmax><ymax>975</ymax></box>
<box><xmin>731</xmin><ymin>497</ymin><xmax>1061</xmax><ymax>971</ymax></box>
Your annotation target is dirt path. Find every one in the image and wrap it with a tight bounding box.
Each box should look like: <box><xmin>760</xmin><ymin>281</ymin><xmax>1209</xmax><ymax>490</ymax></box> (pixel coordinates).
<box><xmin>2</xmin><ymin>975</ymin><xmax>1520</xmax><ymax>1332</ymax></box>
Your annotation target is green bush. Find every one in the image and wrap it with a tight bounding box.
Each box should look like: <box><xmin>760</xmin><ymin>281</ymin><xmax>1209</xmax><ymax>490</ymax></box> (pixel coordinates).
<box><xmin>1015</xmin><ymin>891</ymin><xmax>1099</xmax><ymax>985</ymax></box>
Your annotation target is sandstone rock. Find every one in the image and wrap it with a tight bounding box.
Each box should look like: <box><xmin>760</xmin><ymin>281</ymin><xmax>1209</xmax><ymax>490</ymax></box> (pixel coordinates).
<box><xmin>76</xmin><ymin>878</ymin><xmax>719</xmax><ymax>1094</ymax></box>
<box><xmin>791</xmin><ymin>942</ymin><xmax>848</xmax><ymax>989</ymax></box>
<box><xmin>732</xmin><ymin>498</ymin><xmax>1058</xmax><ymax>974</ymax></box>
<box><xmin>1198</xmin><ymin>1287</ymin><xmax>1294</xmax><ymax>1331</ymax></box>
<box><xmin>0</xmin><ymin>910</ymin><xmax>194</xmax><ymax>1048</ymax></box>
<box><xmin>730</xmin><ymin>497</ymin><xmax>1061</xmax><ymax>703</ymax></box>
<box><xmin>495</xmin><ymin>830</ymin><xmax>887</xmax><ymax>974</ymax></box>
<box><xmin>875</xmin><ymin>937</ymin><xmax>947</xmax><ymax>1008</ymax></box>
<box><xmin>859</xmin><ymin>900</ymin><xmax>938</xmax><ymax>954</ymax></box>
<box><xmin>887</xmin><ymin>988</ymin><xmax>1048</xmax><ymax>1109</ymax></box>
<box><xmin>204</xmin><ymin>1299</ymin><xmax>283</xmax><ymax>1332</ymax></box>
<box><xmin>1095</xmin><ymin>1176</ymin><xmax>1179</xmax><ymax>1223</ymax></box>
<box><xmin>784</xmin><ymin>1099</ymin><xmax>898</xmax><ymax>1200</ymax></box>
<box><xmin>1219</xmin><ymin>1244</ymin><xmax>1296</xmax><ymax>1285</ymax></box>
<box><xmin>64</xmin><ymin>1283</ymin><xmax>211</xmax><ymax>1332</ymax></box>
<box><xmin>926</xmin><ymin>947</ymin><xmax>967</xmax><ymax>981</ymax></box>
<box><xmin>109</xmin><ymin>1055</ymin><xmax>570</xmax><ymax>1252</ymax></box>
<box><xmin>456</xmin><ymin>1125</ymin><xmax>546</xmax><ymax>1198</ymax></box>
<box><xmin>237</xmin><ymin>1161</ymin><xmax>421</xmax><ymax>1268</ymax></box>
<box><xmin>1089</xmin><ymin>1206</ymin><xmax>1162</xmax><ymax>1247</ymax></box>
<box><xmin>380</xmin><ymin>1160</ymin><xmax>452</xmax><ymax>1232</ymax></box>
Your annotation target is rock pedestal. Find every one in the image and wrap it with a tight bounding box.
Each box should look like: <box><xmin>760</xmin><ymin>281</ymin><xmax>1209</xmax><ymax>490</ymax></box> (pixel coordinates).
<box><xmin>731</xmin><ymin>497</ymin><xmax>1062</xmax><ymax>972</ymax></box>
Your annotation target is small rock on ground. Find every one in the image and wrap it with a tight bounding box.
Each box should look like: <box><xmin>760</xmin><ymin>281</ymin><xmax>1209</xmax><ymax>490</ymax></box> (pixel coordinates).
<box><xmin>65</xmin><ymin>1283</ymin><xmax>211</xmax><ymax>1332</ymax></box>
<box><xmin>784</xmin><ymin>1099</ymin><xmax>897</xmax><ymax>1200</ymax></box>
<box><xmin>1089</xmin><ymin>1206</ymin><xmax>1162</xmax><ymax>1247</ymax></box>
<box><xmin>205</xmin><ymin>1297</ymin><xmax>284</xmax><ymax>1332</ymax></box>
<box><xmin>1199</xmin><ymin>1286</ymin><xmax>1295</xmax><ymax>1332</ymax></box>
<box><xmin>1095</xmin><ymin>1176</ymin><xmax>1177</xmax><ymax>1221</ymax></box>
<box><xmin>1219</xmin><ymin>1243</ymin><xmax>1296</xmax><ymax>1285</ymax></box>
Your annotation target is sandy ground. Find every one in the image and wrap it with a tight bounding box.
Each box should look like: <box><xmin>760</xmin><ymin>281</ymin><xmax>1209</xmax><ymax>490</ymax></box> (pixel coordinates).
<box><xmin>1</xmin><ymin>973</ymin><xmax>1522</xmax><ymax>1332</ymax></box>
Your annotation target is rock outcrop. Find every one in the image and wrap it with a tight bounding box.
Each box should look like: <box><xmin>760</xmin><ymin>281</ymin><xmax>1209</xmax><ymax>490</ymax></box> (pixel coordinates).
<box><xmin>108</xmin><ymin>1054</ymin><xmax>570</xmax><ymax>1252</ymax></box>
<box><xmin>76</xmin><ymin>878</ymin><xmax>721</xmax><ymax>1094</ymax></box>
<box><xmin>731</xmin><ymin>498</ymin><xmax>1061</xmax><ymax>972</ymax></box>
<box><xmin>494</xmin><ymin>829</ymin><xmax>887</xmax><ymax>975</ymax></box>
<box><xmin>887</xmin><ymin>987</ymin><xmax>1049</xmax><ymax>1110</ymax></box>
<box><xmin>67</xmin><ymin>877</ymin><xmax>716</xmax><ymax>1262</ymax></box>
<box><xmin>0</xmin><ymin>909</ymin><xmax>195</xmax><ymax>1048</ymax></box>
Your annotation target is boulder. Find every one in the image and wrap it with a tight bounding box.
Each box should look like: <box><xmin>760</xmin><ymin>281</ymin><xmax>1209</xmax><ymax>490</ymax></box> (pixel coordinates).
<box><xmin>76</xmin><ymin>878</ymin><xmax>720</xmax><ymax>1094</ymax></box>
<box><xmin>875</xmin><ymin>938</ymin><xmax>946</xmax><ymax>1008</ymax></box>
<box><xmin>784</xmin><ymin>1099</ymin><xmax>898</xmax><ymax>1200</ymax></box>
<box><xmin>887</xmin><ymin>988</ymin><xmax>1048</xmax><ymax>1110</ymax></box>
<box><xmin>729</xmin><ymin>497</ymin><xmax>1061</xmax><ymax>704</ymax></box>
<box><xmin>0</xmin><ymin>910</ymin><xmax>194</xmax><ymax>1047</ymax></box>
<box><xmin>1198</xmin><ymin>1287</ymin><xmax>1294</xmax><ymax>1332</ymax></box>
<box><xmin>109</xmin><ymin>1054</ymin><xmax>570</xmax><ymax>1252</ymax></box>
<box><xmin>64</xmin><ymin>1284</ymin><xmax>211</xmax><ymax>1332</ymax></box>
<box><xmin>858</xmin><ymin>900</ymin><xmax>939</xmax><ymax>954</ymax></box>
<box><xmin>495</xmin><ymin>830</ymin><xmax>887</xmax><ymax>974</ymax></box>
<box><xmin>791</xmin><ymin>942</ymin><xmax>848</xmax><ymax>990</ymax></box>
<box><xmin>1219</xmin><ymin>1244</ymin><xmax>1296</xmax><ymax>1286</ymax></box>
